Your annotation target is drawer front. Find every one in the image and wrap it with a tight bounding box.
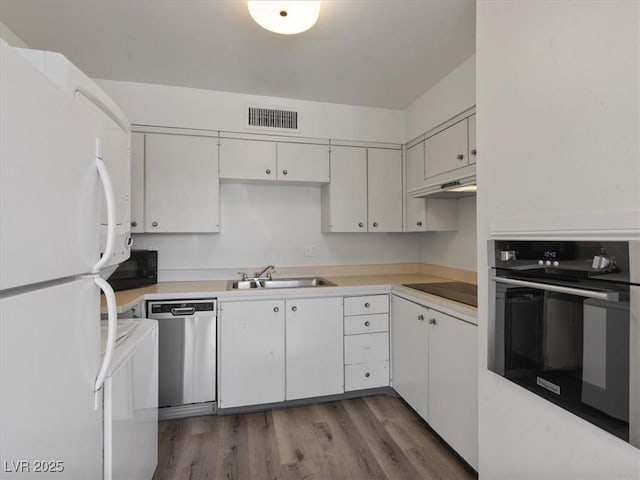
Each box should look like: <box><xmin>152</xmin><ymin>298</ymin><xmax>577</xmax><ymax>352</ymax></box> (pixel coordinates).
<box><xmin>345</xmin><ymin>361</ymin><xmax>389</xmax><ymax>391</ymax></box>
<box><xmin>344</xmin><ymin>313</ymin><xmax>389</xmax><ymax>335</ymax></box>
<box><xmin>344</xmin><ymin>295</ymin><xmax>389</xmax><ymax>316</ymax></box>
<box><xmin>344</xmin><ymin>332</ymin><xmax>389</xmax><ymax>365</ymax></box>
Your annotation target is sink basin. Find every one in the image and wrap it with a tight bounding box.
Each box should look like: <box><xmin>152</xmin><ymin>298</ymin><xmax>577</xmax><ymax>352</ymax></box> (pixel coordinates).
<box><xmin>227</xmin><ymin>277</ymin><xmax>336</xmax><ymax>290</ymax></box>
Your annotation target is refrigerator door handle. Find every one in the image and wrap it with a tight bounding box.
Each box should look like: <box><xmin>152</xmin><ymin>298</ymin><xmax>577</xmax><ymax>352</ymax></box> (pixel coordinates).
<box><xmin>93</xmin><ymin>275</ymin><xmax>117</xmax><ymax>410</ymax></box>
<box><xmin>92</xmin><ymin>140</ymin><xmax>116</xmax><ymax>273</ymax></box>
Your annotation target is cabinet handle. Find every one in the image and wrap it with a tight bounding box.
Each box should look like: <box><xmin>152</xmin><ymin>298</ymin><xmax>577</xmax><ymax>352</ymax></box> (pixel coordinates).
<box><xmin>273</xmin><ymin>306</ymin><xmax>279</xmax><ymax>313</ymax></box>
<box><xmin>266</xmin><ymin>169</ymin><xmax>271</xmax><ymax>175</ymax></box>
<box><xmin>151</xmin><ymin>221</ymin><xmax>158</xmax><ymax>227</ymax></box>
<box><xmin>429</xmin><ymin>318</ymin><xmax>437</xmax><ymax>325</ymax></box>
<box><xmin>365</xmin><ymin>372</ymin><xmax>371</xmax><ymax>378</ymax></box>
<box><xmin>457</xmin><ymin>154</ymin><xmax>464</xmax><ymax>160</ymax></box>
<box><xmin>372</xmin><ymin>222</ymin><xmax>378</xmax><ymax>227</ymax></box>
<box><xmin>417</xmin><ymin>221</ymin><xmax>422</xmax><ymax>227</ymax></box>
<box><xmin>364</xmin><ymin>302</ymin><xmax>370</xmax><ymax>308</ymax></box>
<box><xmin>364</xmin><ymin>321</ymin><xmax>371</xmax><ymax>327</ymax></box>
<box><xmin>131</xmin><ymin>221</ymin><xmax>137</xmax><ymax>227</ymax></box>
<box><xmin>471</xmin><ymin>149</ymin><xmax>477</xmax><ymax>156</ymax></box>
<box><xmin>418</xmin><ymin>314</ymin><xmax>424</xmax><ymax>321</ymax></box>
<box><xmin>282</xmin><ymin>170</ymin><xmax>288</xmax><ymax>175</ymax></box>
<box><xmin>358</xmin><ymin>222</ymin><xmax>364</xmax><ymax>228</ymax></box>
<box><xmin>291</xmin><ymin>306</ymin><xmax>297</xmax><ymax>312</ymax></box>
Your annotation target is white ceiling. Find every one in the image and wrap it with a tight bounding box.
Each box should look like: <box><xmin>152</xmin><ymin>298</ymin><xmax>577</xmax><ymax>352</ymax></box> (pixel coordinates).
<box><xmin>0</xmin><ymin>0</ymin><xmax>475</xmax><ymax>109</ymax></box>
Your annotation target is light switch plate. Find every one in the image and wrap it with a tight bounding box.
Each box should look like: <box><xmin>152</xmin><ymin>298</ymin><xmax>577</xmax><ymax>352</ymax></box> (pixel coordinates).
<box><xmin>304</xmin><ymin>244</ymin><xmax>317</xmax><ymax>257</ymax></box>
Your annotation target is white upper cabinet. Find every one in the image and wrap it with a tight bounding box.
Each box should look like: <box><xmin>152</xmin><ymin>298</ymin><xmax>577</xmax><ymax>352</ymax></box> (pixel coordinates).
<box><xmin>321</xmin><ymin>146</ymin><xmax>368</xmax><ymax>232</ymax></box>
<box><xmin>322</xmin><ymin>146</ymin><xmax>403</xmax><ymax>233</ymax></box>
<box><xmin>218</xmin><ymin>138</ymin><xmax>276</xmax><ymax>181</ymax></box>
<box><xmin>130</xmin><ymin>132</ymin><xmax>145</xmax><ymax>233</ymax></box>
<box><xmin>218</xmin><ymin>137</ymin><xmax>329</xmax><ymax>184</ymax></box>
<box><xmin>276</xmin><ymin>142</ymin><xmax>330</xmax><ymax>183</ymax></box>
<box><xmin>425</xmin><ymin>118</ymin><xmax>469</xmax><ymax>179</ymax></box>
<box><xmin>468</xmin><ymin>114</ymin><xmax>476</xmax><ymax>165</ymax></box>
<box><xmin>145</xmin><ymin>133</ymin><xmax>220</xmax><ymax>233</ymax></box>
<box><xmin>368</xmin><ymin>148</ymin><xmax>403</xmax><ymax>232</ymax></box>
<box><xmin>405</xmin><ymin>142</ymin><xmax>459</xmax><ymax>232</ymax></box>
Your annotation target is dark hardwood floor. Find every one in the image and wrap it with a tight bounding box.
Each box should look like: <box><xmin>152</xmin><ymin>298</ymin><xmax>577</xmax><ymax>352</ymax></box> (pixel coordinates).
<box><xmin>153</xmin><ymin>394</ymin><xmax>477</xmax><ymax>480</ymax></box>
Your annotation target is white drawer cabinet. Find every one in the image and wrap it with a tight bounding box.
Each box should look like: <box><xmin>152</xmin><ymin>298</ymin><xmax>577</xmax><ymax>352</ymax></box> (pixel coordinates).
<box><xmin>344</xmin><ymin>332</ymin><xmax>389</xmax><ymax>364</ymax></box>
<box><xmin>344</xmin><ymin>313</ymin><xmax>388</xmax><ymax>335</ymax></box>
<box><xmin>343</xmin><ymin>294</ymin><xmax>390</xmax><ymax>391</ymax></box>
<box><xmin>344</xmin><ymin>294</ymin><xmax>389</xmax><ymax>316</ymax></box>
<box><xmin>345</xmin><ymin>361</ymin><xmax>389</xmax><ymax>391</ymax></box>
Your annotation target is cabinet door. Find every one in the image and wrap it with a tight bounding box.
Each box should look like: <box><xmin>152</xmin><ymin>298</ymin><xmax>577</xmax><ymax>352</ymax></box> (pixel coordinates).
<box><xmin>405</xmin><ymin>142</ymin><xmax>427</xmax><ymax>231</ymax></box>
<box><xmin>425</xmin><ymin>119</ymin><xmax>468</xmax><ymax>179</ymax></box>
<box><xmin>322</xmin><ymin>146</ymin><xmax>367</xmax><ymax>232</ymax></box>
<box><xmin>145</xmin><ymin>134</ymin><xmax>219</xmax><ymax>233</ymax></box>
<box><xmin>219</xmin><ymin>300</ymin><xmax>285</xmax><ymax>408</ymax></box>
<box><xmin>219</xmin><ymin>138</ymin><xmax>276</xmax><ymax>181</ymax></box>
<box><xmin>130</xmin><ymin>132</ymin><xmax>145</xmax><ymax>233</ymax></box>
<box><xmin>285</xmin><ymin>297</ymin><xmax>343</xmax><ymax>400</ymax></box>
<box><xmin>428</xmin><ymin>310</ymin><xmax>478</xmax><ymax>469</ymax></box>
<box><xmin>368</xmin><ymin>148</ymin><xmax>403</xmax><ymax>232</ymax></box>
<box><xmin>391</xmin><ymin>295</ymin><xmax>429</xmax><ymax>420</ymax></box>
<box><xmin>468</xmin><ymin>114</ymin><xmax>477</xmax><ymax>165</ymax></box>
<box><xmin>277</xmin><ymin>142</ymin><xmax>330</xmax><ymax>183</ymax></box>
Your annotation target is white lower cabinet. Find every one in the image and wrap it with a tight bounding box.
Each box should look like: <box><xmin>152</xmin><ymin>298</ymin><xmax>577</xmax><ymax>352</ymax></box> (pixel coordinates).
<box><xmin>390</xmin><ymin>295</ymin><xmax>429</xmax><ymax>420</ymax></box>
<box><xmin>285</xmin><ymin>297</ymin><xmax>344</xmax><ymax>400</ymax></box>
<box><xmin>391</xmin><ymin>294</ymin><xmax>478</xmax><ymax>470</ymax></box>
<box><xmin>218</xmin><ymin>299</ymin><xmax>285</xmax><ymax>409</ymax></box>
<box><xmin>427</xmin><ymin>310</ymin><xmax>478</xmax><ymax>470</ymax></box>
<box><xmin>219</xmin><ymin>296</ymin><xmax>343</xmax><ymax>408</ymax></box>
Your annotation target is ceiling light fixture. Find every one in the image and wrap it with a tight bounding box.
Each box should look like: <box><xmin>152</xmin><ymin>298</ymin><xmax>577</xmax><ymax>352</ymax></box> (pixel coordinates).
<box><xmin>248</xmin><ymin>1</ymin><xmax>321</xmax><ymax>35</ymax></box>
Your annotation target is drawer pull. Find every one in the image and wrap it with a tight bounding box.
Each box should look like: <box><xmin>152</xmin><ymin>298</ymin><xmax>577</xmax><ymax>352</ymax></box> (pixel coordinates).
<box><xmin>417</xmin><ymin>314</ymin><xmax>424</xmax><ymax>321</ymax></box>
<box><xmin>365</xmin><ymin>372</ymin><xmax>370</xmax><ymax>378</ymax></box>
<box><xmin>266</xmin><ymin>169</ymin><xmax>271</xmax><ymax>175</ymax></box>
<box><xmin>364</xmin><ymin>344</ymin><xmax>371</xmax><ymax>351</ymax></box>
<box><xmin>364</xmin><ymin>302</ymin><xmax>370</xmax><ymax>308</ymax></box>
<box><xmin>364</xmin><ymin>321</ymin><xmax>371</xmax><ymax>327</ymax></box>
<box><xmin>429</xmin><ymin>318</ymin><xmax>437</xmax><ymax>325</ymax></box>
<box><xmin>273</xmin><ymin>306</ymin><xmax>279</xmax><ymax>313</ymax></box>
<box><xmin>291</xmin><ymin>306</ymin><xmax>297</xmax><ymax>312</ymax></box>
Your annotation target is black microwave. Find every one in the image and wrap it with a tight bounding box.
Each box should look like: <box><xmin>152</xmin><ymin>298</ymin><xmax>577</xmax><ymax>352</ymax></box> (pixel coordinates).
<box><xmin>107</xmin><ymin>249</ymin><xmax>158</xmax><ymax>292</ymax></box>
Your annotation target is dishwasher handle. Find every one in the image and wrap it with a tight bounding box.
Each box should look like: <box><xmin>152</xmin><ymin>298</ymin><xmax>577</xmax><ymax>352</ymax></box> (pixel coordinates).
<box><xmin>171</xmin><ymin>307</ymin><xmax>196</xmax><ymax>316</ymax></box>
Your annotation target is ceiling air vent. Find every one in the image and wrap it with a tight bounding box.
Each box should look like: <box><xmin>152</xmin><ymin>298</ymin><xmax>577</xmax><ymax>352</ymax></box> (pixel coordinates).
<box><xmin>246</xmin><ymin>106</ymin><xmax>300</xmax><ymax>133</ymax></box>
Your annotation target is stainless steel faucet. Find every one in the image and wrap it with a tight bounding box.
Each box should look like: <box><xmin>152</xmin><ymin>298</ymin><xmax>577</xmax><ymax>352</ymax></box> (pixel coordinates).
<box><xmin>254</xmin><ymin>265</ymin><xmax>275</xmax><ymax>279</ymax></box>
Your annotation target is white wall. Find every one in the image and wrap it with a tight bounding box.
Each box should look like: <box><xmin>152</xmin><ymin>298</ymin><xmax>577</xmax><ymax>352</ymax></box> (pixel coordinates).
<box><xmin>133</xmin><ymin>183</ymin><xmax>422</xmax><ymax>278</ymax></box>
<box><xmin>405</xmin><ymin>55</ymin><xmax>478</xmax><ymax>274</ymax></box>
<box><xmin>405</xmin><ymin>54</ymin><xmax>475</xmax><ymax>141</ymax></box>
<box><xmin>97</xmin><ymin>79</ymin><xmax>405</xmax><ymax>144</ymax></box>
<box><xmin>477</xmin><ymin>2</ymin><xmax>640</xmax><ymax>479</ymax></box>
<box><xmin>0</xmin><ymin>22</ymin><xmax>29</xmax><ymax>48</ymax></box>
<box><xmin>420</xmin><ymin>196</ymin><xmax>477</xmax><ymax>272</ymax></box>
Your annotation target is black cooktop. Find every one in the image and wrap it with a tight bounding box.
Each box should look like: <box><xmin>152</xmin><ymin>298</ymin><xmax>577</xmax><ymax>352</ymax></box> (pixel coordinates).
<box><xmin>403</xmin><ymin>281</ymin><xmax>478</xmax><ymax>307</ymax></box>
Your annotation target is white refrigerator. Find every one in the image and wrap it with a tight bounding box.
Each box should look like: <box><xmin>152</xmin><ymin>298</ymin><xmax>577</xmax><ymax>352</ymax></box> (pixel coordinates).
<box><xmin>0</xmin><ymin>39</ymin><xmax>137</xmax><ymax>478</ymax></box>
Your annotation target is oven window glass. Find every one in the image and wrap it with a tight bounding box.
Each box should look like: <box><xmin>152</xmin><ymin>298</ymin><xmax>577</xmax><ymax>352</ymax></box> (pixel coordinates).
<box><xmin>494</xmin><ymin>281</ymin><xmax>630</xmax><ymax>442</ymax></box>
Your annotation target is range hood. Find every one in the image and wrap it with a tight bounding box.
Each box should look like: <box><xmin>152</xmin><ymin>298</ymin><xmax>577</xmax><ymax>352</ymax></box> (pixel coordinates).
<box><xmin>408</xmin><ymin>167</ymin><xmax>476</xmax><ymax>198</ymax></box>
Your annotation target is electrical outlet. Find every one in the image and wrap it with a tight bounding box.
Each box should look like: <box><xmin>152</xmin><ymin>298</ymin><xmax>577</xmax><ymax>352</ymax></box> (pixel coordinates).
<box><xmin>304</xmin><ymin>244</ymin><xmax>317</xmax><ymax>257</ymax></box>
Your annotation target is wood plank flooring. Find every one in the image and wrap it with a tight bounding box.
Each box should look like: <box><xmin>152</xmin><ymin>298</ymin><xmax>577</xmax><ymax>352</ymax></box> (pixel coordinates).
<box><xmin>153</xmin><ymin>394</ymin><xmax>477</xmax><ymax>480</ymax></box>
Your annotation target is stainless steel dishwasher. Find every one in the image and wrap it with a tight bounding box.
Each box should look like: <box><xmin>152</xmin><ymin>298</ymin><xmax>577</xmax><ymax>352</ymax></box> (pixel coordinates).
<box><xmin>146</xmin><ymin>299</ymin><xmax>216</xmax><ymax>419</ymax></box>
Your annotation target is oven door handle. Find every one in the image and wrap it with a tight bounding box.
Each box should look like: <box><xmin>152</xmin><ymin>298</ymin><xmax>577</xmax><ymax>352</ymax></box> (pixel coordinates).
<box><xmin>493</xmin><ymin>277</ymin><xmax>619</xmax><ymax>302</ymax></box>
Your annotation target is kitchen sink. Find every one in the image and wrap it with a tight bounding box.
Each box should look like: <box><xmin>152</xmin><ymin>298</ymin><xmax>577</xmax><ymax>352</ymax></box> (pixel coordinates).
<box><xmin>227</xmin><ymin>277</ymin><xmax>336</xmax><ymax>290</ymax></box>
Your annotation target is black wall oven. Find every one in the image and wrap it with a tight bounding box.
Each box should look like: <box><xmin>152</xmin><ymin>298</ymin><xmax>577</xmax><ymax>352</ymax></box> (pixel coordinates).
<box><xmin>488</xmin><ymin>240</ymin><xmax>639</xmax><ymax>448</ymax></box>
